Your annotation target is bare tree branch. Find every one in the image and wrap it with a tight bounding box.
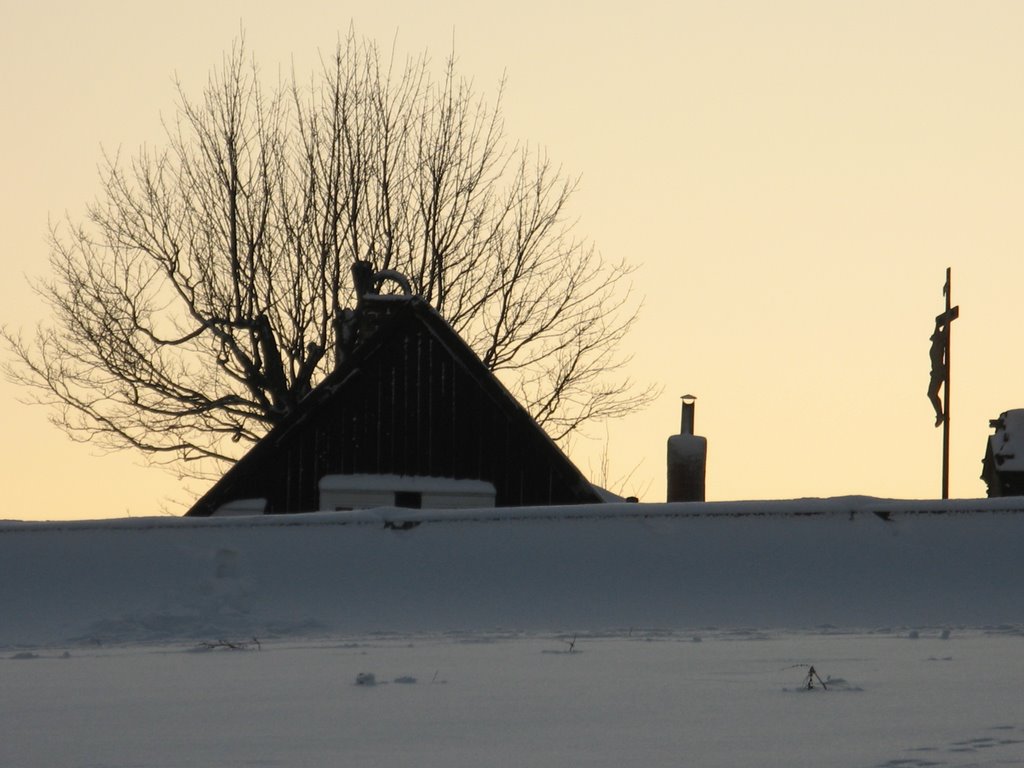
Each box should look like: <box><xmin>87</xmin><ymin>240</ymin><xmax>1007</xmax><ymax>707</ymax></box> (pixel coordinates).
<box><xmin>3</xmin><ymin>31</ymin><xmax>654</xmax><ymax>477</ymax></box>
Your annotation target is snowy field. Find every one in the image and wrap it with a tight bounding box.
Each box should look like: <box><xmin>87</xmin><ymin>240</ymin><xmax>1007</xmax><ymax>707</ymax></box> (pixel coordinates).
<box><xmin>4</xmin><ymin>630</ymin><xmax>1024</xmax><ymax>767</ymax></box>
<box><xmin>4</xmin><ymin>498</ymin><xmax>1024</xmax><ymax>767</ymax></box>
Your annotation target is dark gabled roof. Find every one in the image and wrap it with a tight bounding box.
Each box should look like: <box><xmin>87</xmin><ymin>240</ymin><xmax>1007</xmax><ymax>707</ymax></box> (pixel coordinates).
<box><xmin>186</xmin><ymin>296</ymin><xmax>602</xmax><ymax>515</ymax></box>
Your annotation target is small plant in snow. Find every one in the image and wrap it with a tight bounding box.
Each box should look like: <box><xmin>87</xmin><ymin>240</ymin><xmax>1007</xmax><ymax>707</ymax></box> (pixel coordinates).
<box><xmin>805</xmin><ymin>665</ymin><xmax>828</xmax><ymax>690</ymax></box>
<box><xmin>784</xmin><ymin>664</ymin><xmax>828</xmax><ymax>690</ymax></box>
<box><xmin>541</xmin><ymin>633</ymin><xmax>582</xmax><ymax>655</ymax></box>
<box><xmin>197</xmin><ymin>637</ymin><xmax>260</xmax><ymax>651</ymax></box>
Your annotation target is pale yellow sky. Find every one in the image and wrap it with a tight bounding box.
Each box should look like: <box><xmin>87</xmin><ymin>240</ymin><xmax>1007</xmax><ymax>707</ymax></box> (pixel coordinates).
<box><xmin>2</xmin><ymin>1</ymin><xmax>1023</xmax><ymax>520</ymax></box>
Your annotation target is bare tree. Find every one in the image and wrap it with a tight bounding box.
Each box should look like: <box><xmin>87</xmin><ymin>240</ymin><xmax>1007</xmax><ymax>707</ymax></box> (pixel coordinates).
<box><xmin>4</xmin><ymin>33</ymin><xmax>652</xmax><ymax>473</ymax></box>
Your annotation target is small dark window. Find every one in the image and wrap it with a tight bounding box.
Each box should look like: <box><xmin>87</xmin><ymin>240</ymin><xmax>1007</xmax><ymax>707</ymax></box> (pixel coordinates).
<box><xmin>394</xmin><ymin>491</ymin><xmax>422</xmax><ymax>509</ymax></box>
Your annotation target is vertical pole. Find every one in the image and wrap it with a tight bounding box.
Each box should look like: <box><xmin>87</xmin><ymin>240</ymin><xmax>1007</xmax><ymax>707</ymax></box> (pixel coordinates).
<box><xmin>942</xmin><ymin>267</ymin><xmax>952</xmax><ymax>500</ymax></box>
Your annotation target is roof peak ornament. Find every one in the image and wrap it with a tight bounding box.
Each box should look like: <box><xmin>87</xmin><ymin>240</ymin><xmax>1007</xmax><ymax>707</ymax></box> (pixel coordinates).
<box><xmin>352</xmin><ymin>260</ymin><xmax>412</xmax><ymax>301</ymax></box>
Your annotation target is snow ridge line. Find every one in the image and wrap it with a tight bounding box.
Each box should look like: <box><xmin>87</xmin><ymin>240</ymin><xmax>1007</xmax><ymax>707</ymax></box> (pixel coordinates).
<box><xmin>2</xmin><ymin>495</ymin><xmax>1024</xmax><ymax>534</ymax></box>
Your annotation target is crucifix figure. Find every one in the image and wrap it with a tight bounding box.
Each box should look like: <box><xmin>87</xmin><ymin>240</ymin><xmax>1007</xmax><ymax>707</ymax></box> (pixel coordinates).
<box><xmin>927</xmin><ymin>271</ymin><xmax>960</xmax><ymax>431</ymax></box>
<box><xmin>929</xmin><ymin>268</ymin><xmax>960</xmax><ymax>500</ymax></box>
<box><xmin>927</xmin><ymin>314</ymin><xmax>950</xmax><ymax>427</ymax></box>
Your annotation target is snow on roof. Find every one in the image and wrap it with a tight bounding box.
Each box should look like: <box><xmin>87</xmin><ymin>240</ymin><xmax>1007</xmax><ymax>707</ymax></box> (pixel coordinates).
<box><xmin>988</xmin><ymin>409</ymin><xmax>1024</xmax><ymax>473</ymax></box>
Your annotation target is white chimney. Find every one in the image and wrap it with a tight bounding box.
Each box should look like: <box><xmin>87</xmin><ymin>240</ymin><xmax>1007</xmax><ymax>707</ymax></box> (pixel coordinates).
<box><xmin>667</xmin><ymin>394</ymin><xmax>707</xmax><ymax>502</ymax></box>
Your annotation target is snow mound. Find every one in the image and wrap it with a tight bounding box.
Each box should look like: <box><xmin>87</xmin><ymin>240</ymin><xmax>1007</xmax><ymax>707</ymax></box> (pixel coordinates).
<box><xmin>3</xmin><ymin>496</ymin><xmax>1024</xmax><ymax>648</ymax></box>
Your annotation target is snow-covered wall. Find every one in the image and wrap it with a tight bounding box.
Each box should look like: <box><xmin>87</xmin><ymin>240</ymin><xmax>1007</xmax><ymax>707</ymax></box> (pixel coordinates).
<box><xmin>4</xmin><ymin>497</ymin><xmax>1024</xmax><ymax>647</ymax></box>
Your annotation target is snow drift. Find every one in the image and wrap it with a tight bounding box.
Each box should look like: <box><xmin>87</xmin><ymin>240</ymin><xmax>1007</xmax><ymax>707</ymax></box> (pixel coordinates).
<box><xmin>4</xmin><ymin>496</ymin><xmax>1024</xmax><ymax>647</ymax></box>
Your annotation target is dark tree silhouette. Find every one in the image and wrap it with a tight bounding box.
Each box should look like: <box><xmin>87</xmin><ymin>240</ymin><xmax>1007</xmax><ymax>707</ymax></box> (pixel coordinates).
<box><xmin>4</xmin><ymin>33</ymin><xmax>651</xmax><ymax>473</ymax></box>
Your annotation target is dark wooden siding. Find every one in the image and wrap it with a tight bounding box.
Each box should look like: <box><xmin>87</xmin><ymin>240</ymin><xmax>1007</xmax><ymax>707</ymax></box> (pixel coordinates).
<box><xmin>187</xmin><ymin>301</ymin><xmax>600</xmax><ymax>515</ymax></box>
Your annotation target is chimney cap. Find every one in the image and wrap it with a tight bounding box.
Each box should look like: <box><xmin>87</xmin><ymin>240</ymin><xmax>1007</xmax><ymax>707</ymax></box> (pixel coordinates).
<box><xmin>681</xmin><ymin>394</ymin><xmax>697</xmax><ymax>403</ymax></box>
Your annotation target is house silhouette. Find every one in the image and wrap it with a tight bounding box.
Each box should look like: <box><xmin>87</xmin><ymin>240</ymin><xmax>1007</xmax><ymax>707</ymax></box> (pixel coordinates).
<box><xmin>186</xmin><ymin>289</ymin><xmax>602</xmax><ymax>516</ymax></box>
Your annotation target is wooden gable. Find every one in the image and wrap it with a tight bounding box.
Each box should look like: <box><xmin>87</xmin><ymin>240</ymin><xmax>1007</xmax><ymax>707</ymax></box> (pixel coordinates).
<box><xmin>186</xmin><ymin>296</ymin><xmax>602</xmax><ymax>516</ymax></box>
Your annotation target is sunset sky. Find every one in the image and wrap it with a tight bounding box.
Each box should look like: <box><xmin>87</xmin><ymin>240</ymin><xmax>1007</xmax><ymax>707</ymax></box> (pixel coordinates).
<box><xmin>3</xmin><ymin>1</ymin><xmax>1023</xmax><ymax>520</ymax></box>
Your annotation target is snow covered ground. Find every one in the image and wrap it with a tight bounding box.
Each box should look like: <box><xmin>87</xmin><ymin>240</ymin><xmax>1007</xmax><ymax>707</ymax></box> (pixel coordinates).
<box><xmin>4</xmin><ymin>497</ymin><xmax>1024</xmax><ymax>766</ymax></box>
<box><xmin>5</xmin><ymin>629</ymin><xmax>1024</xmax><ymax>767</ymax></box>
